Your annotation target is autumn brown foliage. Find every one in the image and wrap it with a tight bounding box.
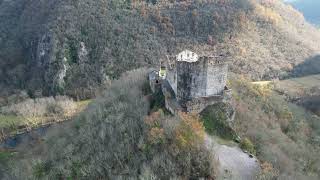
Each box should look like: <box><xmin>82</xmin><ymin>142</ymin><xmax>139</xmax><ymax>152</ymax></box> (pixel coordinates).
<box><xmin>4</xmin><ymin>69</ymin><xmax>217</xmax><ymax>179</ymax></box>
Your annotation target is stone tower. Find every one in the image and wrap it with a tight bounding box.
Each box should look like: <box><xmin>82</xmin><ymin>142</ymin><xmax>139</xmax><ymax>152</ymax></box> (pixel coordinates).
<box><xmin>165</xmin><ymin>50</ymin><xmax>230</xmax><ymax>111</ymax></box>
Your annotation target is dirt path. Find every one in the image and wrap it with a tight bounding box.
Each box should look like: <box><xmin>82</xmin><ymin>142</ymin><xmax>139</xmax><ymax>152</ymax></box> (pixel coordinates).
<box><xmin>205</xmin><ymin>135</ymin><xmax>261</xmax><ymax>180</ymax></box>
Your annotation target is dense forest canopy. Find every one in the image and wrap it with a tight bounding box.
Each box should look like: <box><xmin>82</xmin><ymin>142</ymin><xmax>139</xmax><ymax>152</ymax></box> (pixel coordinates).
<box><xmin>1</xmin><ymin>0</ymin><xmax>320</xmax><ymax>179</ymax></box>
<box><xmin>0</xmin><ymin>0</ymin><xmax>320</xmax><ymax>100</ymax></box>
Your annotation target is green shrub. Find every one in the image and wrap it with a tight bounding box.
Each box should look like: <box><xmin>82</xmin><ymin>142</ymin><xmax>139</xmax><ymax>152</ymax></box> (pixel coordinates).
<box><xmin>0</xmin><ymin>151</ymin><xmax>14</xmax><ymax>162</ymax></box>
<box><xmin>32</xmin><ymin>161</ymin><xmax>51</xmax><ymax>179</ymax></box>
<box><xmin>240</xmin><ymin>138</ymin><xmax>256</xmax><ymax>154</ymax></box>
<box><xmin>46</xmin><ymin>103</ymin><xmax>64</xmax><ymax>116</ymax></box>
<box><xmin>174</xmin><ymin>113</ymin><xmax>205</xmax><ymax>149</ymax></box>
<box><xmin>201</xmin><ymin>103</ymin><xmax>236</xmax><ymax>140</ymax></box>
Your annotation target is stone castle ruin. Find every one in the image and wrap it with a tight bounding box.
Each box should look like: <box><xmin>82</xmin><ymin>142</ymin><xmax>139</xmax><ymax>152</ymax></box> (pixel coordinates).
<box><xmin>149</xmin><ymin>50</ymin><xmax>232</xmax><ymax>114</ymax></box>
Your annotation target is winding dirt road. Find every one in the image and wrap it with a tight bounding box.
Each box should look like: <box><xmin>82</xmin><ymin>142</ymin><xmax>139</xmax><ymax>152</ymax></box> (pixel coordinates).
<box><xmin>205</xmin><ymin>135</ymin><xmax>261</xmax><ymax>180</ymax></box>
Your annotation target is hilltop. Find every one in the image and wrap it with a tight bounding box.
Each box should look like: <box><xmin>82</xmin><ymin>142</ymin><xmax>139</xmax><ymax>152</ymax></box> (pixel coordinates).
<box><xmin>0</xmin><ymin>0</ymin><xmax>320</xmax><ymax>100</ymax></box>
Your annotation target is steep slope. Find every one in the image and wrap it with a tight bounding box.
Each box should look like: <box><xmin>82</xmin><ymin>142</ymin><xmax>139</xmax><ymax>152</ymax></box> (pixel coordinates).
<box><xmin>229</xmin><ymin>0</ymin><xmax>320</xmax><ymax>79</ymax></box>
<box><xmin>0</xmin><ymin>0</ymin><xmax>319</xmax><ymax>99</ymax></box>
<box><xmin>2</xmin><ymin>69</ymin><xmax>217</xmax><ymax>179</ymax></box>
<box><xmin>230</xmin><ymin>75</ymin><xmax>320</xmax><ymax>179</ymax></box>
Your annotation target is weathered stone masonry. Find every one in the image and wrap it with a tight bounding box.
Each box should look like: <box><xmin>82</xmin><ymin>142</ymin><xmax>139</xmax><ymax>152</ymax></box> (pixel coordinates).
<box><xmin>149</xmin><ymin>50</ymin><xmax>231</xmax><ymax>114</ymax></box>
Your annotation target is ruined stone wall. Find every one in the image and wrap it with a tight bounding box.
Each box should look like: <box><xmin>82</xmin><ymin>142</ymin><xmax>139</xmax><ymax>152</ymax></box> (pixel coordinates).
<box><xmin>166</xmin><ymin>65</ymin><xmax>177</xmax><ymax>95</ymax></box>
<box><xmin>206</xmin><ymin>61</ymin><xmax>228</xmax><ymax>96</ymax></box>
<box><xmin>148</xmin><ymin>71</ymin><xmax>161</xmax><ymax>93</ymax></box>
<box><xmin>190</xmin><ymin>59</ymin><xmax>208</xmax><ymax>98</ymax></box>
<box><xmin>176</xmin><ymin>61</ymin><xmax>193</xmax><ymax>108</ymax></box>
<box><xmin>166</xmin><ymin>55</ymin><xmax>229</xmax><ymax>110</ymax></box>
<box><xmin>185</xmin><ymin>95</ymin><xmax>223</xmax><ymax>113</ymax></box>
<box><xmin>185</xmin><ymin>89</ymin><xmax>232</xmax><ymax>114</ymax></box>
<box><xmin>176</xmin><ymin>59</ymin><xmax>208</xmax><ymax>108</ymax></box>
<box><xmin>164</xmin><ymin>88</ymin><xmax>232</xmax><ymax>114</ymax></box>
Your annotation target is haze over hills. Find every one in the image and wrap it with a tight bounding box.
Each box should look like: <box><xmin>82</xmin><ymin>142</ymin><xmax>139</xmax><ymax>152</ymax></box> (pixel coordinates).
<box><xmin>285</xmin><ymin>0</ymin><xmax>320</xmax><ymax>26</ymax></box>
<box><xmin>0</xmin><ymin>0</ymin><xmax>320</xmax><ymax>100</ymax></box>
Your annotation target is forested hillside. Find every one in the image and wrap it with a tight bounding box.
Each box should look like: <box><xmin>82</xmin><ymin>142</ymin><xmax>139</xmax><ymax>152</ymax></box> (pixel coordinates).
<box><xmin>1</xmin><ymin>0</ymin><xmax>320</xmax><ymax>100</ymax></box>
<box><xmin>1</xmin><ymin>1</ymin><xmax>320</xmax><ymax>179</ymax></box>
<box><xmin>2</xmin><ymin>69</ymin><xmax>217</xmax><ymax>179</ymax></box>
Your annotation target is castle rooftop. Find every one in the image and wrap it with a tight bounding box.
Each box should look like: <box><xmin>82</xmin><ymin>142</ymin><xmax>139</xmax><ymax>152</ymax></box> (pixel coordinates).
<box><xmin>173</xmin><ymin>49</ymin><xmax>230</xmax><ymax>63</ymax></box>
<box><xmin>176</xmin><ymin>50</ymin><xmax>199</xmax><ymax>62</ymax></box>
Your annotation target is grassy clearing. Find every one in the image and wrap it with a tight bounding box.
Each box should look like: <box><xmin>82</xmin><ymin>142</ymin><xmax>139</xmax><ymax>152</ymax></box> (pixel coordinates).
<box><xmin>251</xmin><ymin>81</ymin><xmax>272</xmax><ymax>86</ymax></box>
<box><xmin>276</xmin><ymin>74</ymin><xmax>320</xmax><ymax>97</ymax></box>
<box><xmin>0</xmin><ymin>115</ymin><xmax>24</xmax><ymax>129</ymax></box>
<box><xmin>287</xmin><ymin>74</ymin><xmax>320</xmax><ymax>87</ymax></box>
<box><xmin>275</xmin><ymin>74</ymin><xmax>320</xmax><ymax>116</ymax></box>
<box><xmin>76</xmin><ymin>99</ymin><xmax>92</xmax><ymax>110</ymax></box>
<box><xmin>0</xmin><ymin>151</ymin><xmax>14</xmax><ymax>161</ymax></box>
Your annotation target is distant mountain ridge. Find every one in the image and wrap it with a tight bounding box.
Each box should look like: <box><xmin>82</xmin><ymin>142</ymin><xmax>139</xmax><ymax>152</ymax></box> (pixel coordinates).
<box><xmin>286</xmin><ymin>0</ymin><xmax>320</xmax><ymax>26</ymax></box>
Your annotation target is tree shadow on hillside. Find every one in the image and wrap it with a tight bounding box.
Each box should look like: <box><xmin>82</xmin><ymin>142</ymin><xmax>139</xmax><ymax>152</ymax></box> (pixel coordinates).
<box><xmin>290</xmin><ymin>55</ymin><xmax>320</xmax><ymax>77</ymax></box>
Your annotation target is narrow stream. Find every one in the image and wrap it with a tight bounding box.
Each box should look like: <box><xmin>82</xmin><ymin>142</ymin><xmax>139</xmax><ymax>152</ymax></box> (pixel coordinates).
<box><xmin>0</xmin><ymin>125</ymin><xmax>53</xmax><ymax>149</ymax></box>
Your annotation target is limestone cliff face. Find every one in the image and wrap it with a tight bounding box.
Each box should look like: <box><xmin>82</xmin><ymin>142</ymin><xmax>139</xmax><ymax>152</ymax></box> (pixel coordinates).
<box><xmin>32</xmin><ymin>35</ymin><xmax>105</xmax><ymax>98</ymax></box>
<box><xmin>78</xmin><ymin>42</ymin><xmax>89</xmax><ymax>64</ymax></box>
<box><xmin>29</xmin><ymin>33</ymin><xmax>56</xmax><ymax>95</ymax></box>
<box><xmin>36</xmin><ymin>34</ymin><xmax>54</xmax><ymax>68</ymax></box>
<box><xmin>31</xmin><ymin>33</ymin><xmax>67</xmax><ymax>95</ymax></box>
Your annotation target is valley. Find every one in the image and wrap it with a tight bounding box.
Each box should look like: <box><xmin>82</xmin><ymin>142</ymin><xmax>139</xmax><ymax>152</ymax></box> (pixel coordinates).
<box><xmin>0</xmin><ymin>0</ymin><xmax>320</xmax><ymax>179</ymax></box>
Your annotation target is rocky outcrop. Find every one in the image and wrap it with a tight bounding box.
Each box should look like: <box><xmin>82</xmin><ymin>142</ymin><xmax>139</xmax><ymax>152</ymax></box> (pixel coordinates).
<box><xmin>30</xmin><ymin>33</ymin><xmax>67</xmax><ymax>95</ymax></box>
<box><xmin>36</xmin><ymin>33</ymin><xmax>54</xmax><ymax>68</ymax></box>
<box><xmin>78</xmin><ymin>42</ymin><xmax>89</xmax><ymax>64</ymax></box>
<box><xmin>29</xmin><ymin>32</ymin><xmax>111</xmax><ymax>98</ymax></box>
